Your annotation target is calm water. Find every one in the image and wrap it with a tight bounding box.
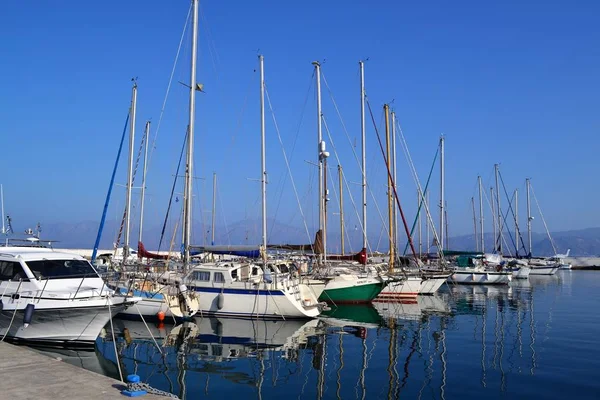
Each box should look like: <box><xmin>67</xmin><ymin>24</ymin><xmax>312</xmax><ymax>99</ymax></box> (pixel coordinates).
<box><xmin>36</xmin><ymin>271</ymin><xmax>600</xmax><ymax>399</ymax></box>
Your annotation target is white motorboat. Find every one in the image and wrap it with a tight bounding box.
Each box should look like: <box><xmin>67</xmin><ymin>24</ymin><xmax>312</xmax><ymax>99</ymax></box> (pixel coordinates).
<box><xmin>185</xmin><ymin>261</ymin><xmax>325</xmax><ymax>319</ymax></box>
<box><xmin>0</xmin><ymin>247</ymin><xmax>139</xmax><ymax>346</ymax></box>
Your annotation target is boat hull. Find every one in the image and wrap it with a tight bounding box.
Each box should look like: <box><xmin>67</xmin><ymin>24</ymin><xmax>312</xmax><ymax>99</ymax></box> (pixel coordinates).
<box><xmin>419</xmin><ymin>275</ymin><xmax>449</xmax><ymax>295</ymax></box>
<box><xmin>511</xmin><ymin>266</ymin><xmax>531</xmax><ymax>279</ymax></box>
<box><xmin>529</xmin><ymin>266</ymin><xmax>559</xmax><ymax>275</ymax></box>
<box><xmin>448</xmin><ymin>270</ymin><xmax>512</xmax><ymax>284</ymax></box>
<box><xmin>319</xmin><ymin>276</ymin><xmax>385</xmax><ymax>304</ymax></box>
<box><xmin>376</xmin><ymin>277</ymin><xmax>422</xmax><ymax>300</ymax></box>
<box><xmin>0</xmin><ymin>303</ymin><xmax>125</xmax><ymax>346</ymax></box>
<box><xmin>192</xmin><ymin>283</ymin><xmax>321</xmax><ymax>319</ymax></box>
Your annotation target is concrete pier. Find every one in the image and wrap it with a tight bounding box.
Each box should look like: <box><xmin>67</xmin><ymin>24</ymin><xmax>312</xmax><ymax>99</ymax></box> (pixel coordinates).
<box><xmin>0</xmin><ymin>342</ymin><xmax>166</xmax><ymax>399</ymax></box>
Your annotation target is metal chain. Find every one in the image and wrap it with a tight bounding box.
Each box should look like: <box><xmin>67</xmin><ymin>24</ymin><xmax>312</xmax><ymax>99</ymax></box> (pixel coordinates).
<box><xmin>127</xmin><ymin>382</ymin><xmax>180</xmax><ymax>399</ymax></box>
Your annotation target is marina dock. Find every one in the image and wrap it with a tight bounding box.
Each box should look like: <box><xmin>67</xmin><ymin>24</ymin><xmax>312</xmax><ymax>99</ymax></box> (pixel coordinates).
<box><xmin>0</xmin><ymin>342</ymin><xmax>165</xmax><ymax>400</ymax></box>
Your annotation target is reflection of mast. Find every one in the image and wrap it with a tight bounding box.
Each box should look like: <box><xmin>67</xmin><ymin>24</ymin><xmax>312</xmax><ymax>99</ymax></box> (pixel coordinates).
<box><xmin>359</xmin><ymin>334</ymin><xmax>367</xmax><ymax>400</ymax></box>
<box><xmin>481</xmin><ymin>299</ymin><xmax>487</xmax><ymax>388</ymax></box>
<box><xmin>529</xmin><ymin>287</ymin><xmax>536</xmax><ymax>375</ymax></box>
<box><xmin>439</xmin><ymin>317</ymin><xmax>447</xmax><ymax>400</ymax></box>
<box><xmin>336</xmin><ymin>334</ymin><xmax>344</xmax><ymax>399</ymax></box>
<box><xmin>499</xmin><ymin>298</ymin><xmax>506</xmax><ymax>392</ymax></box>
<box><xmin>387</xmin><ymin>320</ymin><xmax>397</xmax><ymax>400</ymax></box>
<box><xmin>316</xmin><ymin>335</ymin><xmax>326</xmax><ymax>400</ymax></box>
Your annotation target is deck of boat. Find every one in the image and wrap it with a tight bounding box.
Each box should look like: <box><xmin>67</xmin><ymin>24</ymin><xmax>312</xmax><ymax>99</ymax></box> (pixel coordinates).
<box><xmin>0</xmin><ymin>342</ymin><xmax>165</xmax><ymax>399</ymax></box>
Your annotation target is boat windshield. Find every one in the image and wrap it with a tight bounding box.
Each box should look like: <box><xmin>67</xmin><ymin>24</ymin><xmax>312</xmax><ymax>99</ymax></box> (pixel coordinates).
<box><xmin>25</xmin><ymin>259</ymin><xmax>99</xmax><ymax>280</ymax></box>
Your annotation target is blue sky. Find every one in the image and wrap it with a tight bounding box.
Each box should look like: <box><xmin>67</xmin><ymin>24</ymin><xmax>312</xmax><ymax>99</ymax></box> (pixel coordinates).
<box><xmin>1</xmin><ymin>0</ymin><xmax>598</xmax><ymax>249</ymax></box>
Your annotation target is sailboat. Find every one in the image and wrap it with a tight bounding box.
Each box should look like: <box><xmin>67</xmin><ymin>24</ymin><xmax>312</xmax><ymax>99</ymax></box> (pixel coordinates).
<box><xmin>183</xmin><ymin>55</ymin><xmax>324</xmax><ymax>318</ymax></box>
<box><xmin>306</xmin><ymin>61</ymin><xmax>387</xmax><ymax>304</ymax></box>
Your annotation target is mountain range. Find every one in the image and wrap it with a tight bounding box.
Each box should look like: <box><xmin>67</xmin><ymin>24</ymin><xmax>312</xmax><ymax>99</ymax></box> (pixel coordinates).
<box><xmin>19</xmin><ymin>220</ymin><xmax>600</xmax><ymax>257</ymax></box>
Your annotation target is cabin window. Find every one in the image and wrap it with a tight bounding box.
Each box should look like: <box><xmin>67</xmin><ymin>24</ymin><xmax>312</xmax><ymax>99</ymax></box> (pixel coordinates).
<box><xmin>231</xmin><ymin>269</ymin><xmax>238</xmax><ymax>280</ymax></box>
<box><xmin>25</xmin><ymin>259</ymin><xmax>97</xmax><ymax>280</ymax></box>
<box><xmin>194</xmin><ymin>271</ymin><xmax>211</xmax><ymax>281</ymax></box>
<box><xmin>214</xmin><ymin>272</ymin><xmax>225</xmax><ymax>283</ymax></box>
<box><xmin>252</xmin><ymin>267</ymin><xmax>259</xmax><ymax>275</ymax></box>
<box><xmin>278</xmin><ymin>264</ymin><xmax>289</xmax><ymax>273</ymax></box>
<box><xmin>0</xmin><ymin>261</ymin><xmax>28</xmax><ymax>281</ymax></box>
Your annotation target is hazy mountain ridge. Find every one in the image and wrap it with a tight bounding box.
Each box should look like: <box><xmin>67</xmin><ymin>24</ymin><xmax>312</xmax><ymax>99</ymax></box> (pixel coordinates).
<box><xmin>24</xmin><ymin>220</ymin><xmax>600</xmax><ymax>257</ymax></box>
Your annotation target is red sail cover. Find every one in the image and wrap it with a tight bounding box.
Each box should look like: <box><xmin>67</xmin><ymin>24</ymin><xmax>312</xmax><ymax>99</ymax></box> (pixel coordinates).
<box><xmin>138</xmin><ymin>241</ymin><xmax>169</xmax><ymax>260</ymax></box>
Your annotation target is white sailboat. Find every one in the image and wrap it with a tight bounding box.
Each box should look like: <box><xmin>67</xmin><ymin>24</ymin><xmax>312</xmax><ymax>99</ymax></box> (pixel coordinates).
<box><xmin>0</xmin><ymin>247</ymin><xmax>139</xmax><ymax>345</ymax></box>
<box><xmin>184</xmin><ymin>55</ymin><xmax>324</xmax><ymax>319</ymax></box>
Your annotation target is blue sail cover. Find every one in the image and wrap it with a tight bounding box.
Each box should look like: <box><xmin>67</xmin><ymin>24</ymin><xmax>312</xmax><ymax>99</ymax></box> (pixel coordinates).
<box><xmin>189</xmin><ymin>245</ymin><xmax>260</xmax><ymax>258</ymax></box>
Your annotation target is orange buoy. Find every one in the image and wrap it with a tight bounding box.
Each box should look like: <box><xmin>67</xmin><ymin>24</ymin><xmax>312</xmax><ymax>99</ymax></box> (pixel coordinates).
<box><xmin>157</xmin><ymin>311</ymin><xmax>165</xmax><ymax>321</ymax></box>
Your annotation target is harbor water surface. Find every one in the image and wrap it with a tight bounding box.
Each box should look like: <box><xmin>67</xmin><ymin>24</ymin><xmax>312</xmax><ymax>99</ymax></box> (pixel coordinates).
<box><xmin>35</xmin><ymin>271</ymin><xmax>600</xmax><ymax>399</ymax></box>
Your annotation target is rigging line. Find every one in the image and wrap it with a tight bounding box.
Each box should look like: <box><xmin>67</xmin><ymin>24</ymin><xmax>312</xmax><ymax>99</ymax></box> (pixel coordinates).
<box><xmin>269</xmin><ymin>70</ymin><xmax>315</xmax><ymax>236</ymax></box>
<box><xmin>216</xmin><ymin>182</ymin><xmax>231</xmax><ymax>246</ymax></box>
<box><xmin>146</xmin><ymin>3</ymin><xmax>192</xmax><ymax>173</ymax></box>
<box><xmin>158</xmin><ymin>131</ymin><xmax>187</xmax><ymax>253</ymax></box>
<box><xmin>366</xmin><ymin>98</ymin><xmax>419</xmax><ymax>263</ymax></box>
<box><xmin>265</xmin><ymin>86</ymin><xmax>314</xmax><ymax>246</ymax></box>
<box><xmin>530</xmin><ymin>183</ymin><xmax>558</xmax><ymax>254</ymax></box>
<box><xmin>322</xmin><ymin>116</ymin><xmax>373</xmax><ymax>254</ymax></box>
<box><xmin>321</xmin><ymin>71</ymin><xmax>362</xmax><ymax>176</ymax></box>
<box><xmin>497</xmin><ymin>191</ymin><xmax>519</xmax><ymax>257</ymax></box>
<box><xmin>482</xmin><ymin>185</ymin><xmax>498</xmax><ymax>251</ymax></box>
<box><xmin>402</xmin><ymin>143</ymin><xmax>439</xmax><ymax>256</ymax></box>
<box><xmin>395</xmin><ymin>119</ymin><xmax>444</xmax><ymax>259</ymax></box>
<box><xmin>498</xmin><ymin>172</ymin><xmax>528</xmax><ymax>256</ymax></box>
<box><xmin>114</xmin><ymin>121</ymin><xmax>148</xmax><ymax>256</ymax></box>
<box><xmin>92</xmin><ymin>113</ymin><xmax>129</xmax><ymax>262</ymax></box>
<box><xmin>321</xmin><ymin>71</ymin><xmax>377</xmax><ymax>252</ymax></box>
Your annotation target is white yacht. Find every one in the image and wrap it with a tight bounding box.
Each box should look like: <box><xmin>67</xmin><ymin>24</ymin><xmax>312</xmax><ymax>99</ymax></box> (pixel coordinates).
<box><xmin>0</xmin><ymin>247</ymin><xmax>139</xmax><ymax>346</ymax></box>
<box><xmin>184</xmin><ymin>261</ymin><xmax>325</xmax><ymax>319</ymax></box>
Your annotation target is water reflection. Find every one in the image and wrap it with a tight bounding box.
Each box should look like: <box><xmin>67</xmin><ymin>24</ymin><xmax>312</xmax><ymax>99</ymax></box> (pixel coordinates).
<box><xmin>31</xmin><ymin>271</ymin><xmax>598</xmax><ymax>400</ymax></box>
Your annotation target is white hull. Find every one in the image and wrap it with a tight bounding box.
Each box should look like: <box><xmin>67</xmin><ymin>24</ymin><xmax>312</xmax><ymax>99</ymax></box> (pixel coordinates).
<box><xmin>511</xmin><ymin>266</ymin><xmax>531</xmax><ymax>279</ymax></box>
<box><xmin>0</xmin><ymin>302</ymin><xmax>126</xmax><ymax>345</ymax></box>
<box><xmin>377</xmin><ymin>276</ymin><xmax>422</xmax><ymax>299</ymax></box>
<box><xmin>117</xmin><ymin>293</ymin><xmax>171</xmax><ymax>318</ymax></box>
<box><xmin>419</xmin><ymin>275</ymin><xmax>449</xmax><ymax>294</ymax></box>
<box><xmin>192</xmin><ymin>282</ymin><xmax>320</xmax><ymax>319</ymax></box>
<box><xmin>529</xmin><ymin>266</ymin><xmax>559</xmax><ymax>275</ymax></box>
<box><xmin>448</xmin><ymin>269</ymin><xmax>512</xmax><ymax>284</ymax></box>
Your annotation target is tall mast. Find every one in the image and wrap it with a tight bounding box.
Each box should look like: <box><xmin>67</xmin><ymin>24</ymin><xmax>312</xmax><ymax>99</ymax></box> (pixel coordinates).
<box><xmin>313</xmin><ymin>61</ymin><xmax>326</xmax><ymax>262</ymax></box>
<box><xmin>494</xmin><ymin>164</ymin><xmax>502</xmax><ymax>255</ymax></box>
<box><xmin>138</xmin><ymin>120</ymin><xmax>150</xmax><ymax>247</ymax></box>
<box><xmin>418</xmin><ymin>190</ymin><xmax>422</xmax><ymax>257</ymax></box>
<box><xmin>491</xmin><ymin>187</ymin><xmax>496</xmax><ymax>252</ymax></box>
<box><xmin>338</xmin><ymin>165</ymin><xmax>344</xmax><ymax>255</ymax></box>
<box><xmin>124</xmin><ymin>80</ymin><xmax>137</xmax><ymax>260</ymax></box>
<box><xmin>359</xmin><ymin>60</ymin><xmax>367</xmax><ymax>252</ymax></box>
<box><xmin>426</xmin><ymin>191</ymin><xmax>430</xmax><ymax>254</ymax></box>
<box><xmin>391</xmin><ymin>111</ymin><xmax>398</xmax><ymax>249</ymax></box>
<box><xmin>259</xmin><ymin>55</ymin><xmax>267</xmax><ymax>261</ymax></box>
<box><xmin>439</xmin><ymin>135</ymin><xmax>445</xmax><ymax>251</ymax></box>
<box><xmin>471</xmin><ymin>197</ymin><xmax>478</xmax><ymax>252</ymax></box>
<box><xmin>514</xmin><ymin>188</ymin><xmax>519</xmax><ymax>257</ymax></box>
<box><xmin>1</xmin><ymin>184</ymin><xmax>5</xmax><ymax>235</ymax></box>
<box><xmin>183</xmin><ymin>0</ymin><xmax>199</xmax><ymax>266</ymax></box>
<box><xmin>526</xmin><ymin>178</ymin><xmax>532</xmax><ymax>257</ymax></box>
<box><xmin>478</xmin><ymin>175</ymin><xmax>485</xmax><ymax>253</ymax></box>
<box><xmin>384</xmin><ymin>104</ymin><xmax>394</xmax><ymax>271</ymax></box>
<box><xmin>211</xmin><ymin>172</ymin><xmax>216</xmax><ymax>245</ymax></box>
